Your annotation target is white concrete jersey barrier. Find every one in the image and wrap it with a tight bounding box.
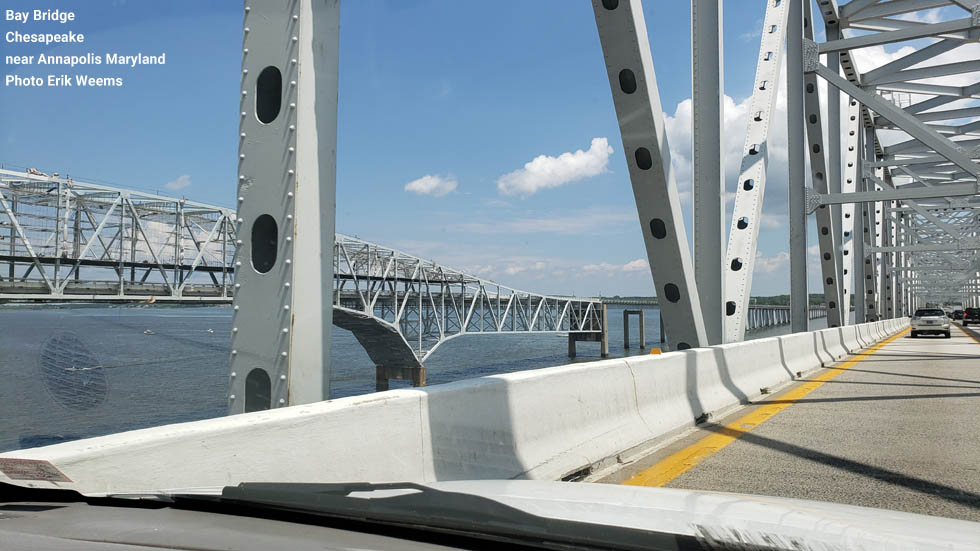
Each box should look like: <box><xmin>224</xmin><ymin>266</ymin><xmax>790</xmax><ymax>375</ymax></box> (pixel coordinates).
<box><xmin>0</xmin><ymin>319</ymin><xmax>908</xmax><ymax>494</ymax></box>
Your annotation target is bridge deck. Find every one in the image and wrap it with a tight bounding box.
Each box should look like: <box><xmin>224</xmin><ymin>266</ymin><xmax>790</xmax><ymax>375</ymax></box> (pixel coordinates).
<box><xmin>600</xmin><ymin>323</ymin><xmax>980</xmax><ymax>523</ymax></box>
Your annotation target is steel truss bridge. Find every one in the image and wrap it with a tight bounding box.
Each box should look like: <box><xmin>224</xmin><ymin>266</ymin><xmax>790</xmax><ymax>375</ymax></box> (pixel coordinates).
<box><xmin>0</xmin><ymin>169</ymin><xmax>604</xmax><ymax>379</ymax></box>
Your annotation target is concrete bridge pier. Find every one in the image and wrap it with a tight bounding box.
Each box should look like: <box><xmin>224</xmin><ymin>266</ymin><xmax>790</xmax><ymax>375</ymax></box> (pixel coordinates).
<box><xmin>623</xmin><ymin>309</ymin><xmax>646</xmax><ymax>349</ymax></box>
<box><xmin>568</xmin><ymin>304</ymin><xmax>609</xmax><ymax>358</ymax></box>
<box><xmin>375</xmin><ymin>365</ymin><xmax>426</xmax><ymax>392</ymax></box>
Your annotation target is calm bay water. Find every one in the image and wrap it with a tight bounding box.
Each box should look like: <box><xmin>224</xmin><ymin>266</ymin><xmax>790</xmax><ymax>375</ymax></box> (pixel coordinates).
<box><xmin>0</xmin><ymin>305</ymin><xmax>826</xmax><ymax>452</ymax></box>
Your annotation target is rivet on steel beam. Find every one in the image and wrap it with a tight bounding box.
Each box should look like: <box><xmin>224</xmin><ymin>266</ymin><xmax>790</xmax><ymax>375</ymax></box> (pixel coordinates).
<box><xmin>289</xmin><ymin>125</ymin><xmax>295</xmax><ymax>131</ymax></box>
<box><xmin>285</xmin><ymin>259</ymin><xmax>292</xmax><ymax>265</ymax></box>
<box><xmin>287</xmin><ymin>192</ymin><xmax>294</xmax><ymax>198</ymax></box>
<box><xmin>284</xmin><ymin>305</ymin><xmax>290</xmax><ymax>310</ymax></box>
<box><xmin>291</xmin><ymin>59</ymin><xmax>297</xmax><ymax>65</ymax></box>
<box><xmin>279</xmin><ymin>398</ymin><xmax>286</xmax><ymax>405</ymax></box>
<box><xmin>285</xmin><ymin>236</ymin><xmax>292</xmax><ymax>242</ymax></box>
<box><xmin>244</xmin><ymin>6</ymin><xmax>250</xmax><ymax>12</ymax></box>
<box><xmin>234</xmin><ymin>305</ymin><xmax>240</xmax><ymax>311</ymax></box>
<box><xmin>292</xmin><ymin>15</ymin><xmax>298</xmax><ymax>21</ymax></box>
<box><xmin>288</xmin><ymin>147</ymin><xmax>295</xmax><ymax>153</ymax></box>
<box><xmin>235</xmin><ymin>261</ymin><xmax>242</xmax><ymax>266</ymax></box>
<box><xmin>241</xmin><ymin>90</ymin><xmax>247</xmax><ymax>95</ymax></box>
<box><xmin>280</xmin><ymin>375</ymin><xmax>287</xmax><ymax>380</ymax></box>
<box><xmin>236</xmin><ymin>239</ymin><xmax>243</xmax><ymax>244</ymax></box>
<box><xmin>284</xmin><ymin>282</ymin><xmax>291</xmax><ymax>288</ymax></box>
<box><xmin>229</xmin><ymin>394</ymin><xmax>236</xmax><ymax>400</ymax></box>
<box><xmin>282</xmin><ymin>328</ymin><xmax>289</xmax><ymax>333</ymax></box>
<box><xmin>242</xmin><ymin>69</ymin><xmax>248</xmax><ymax>74</ymax></box>
<box><xmin>238</xmin><ymin>196</ymin><xmax>244</xmax><ymax>201</ymax></box>
<box><xmin>288</xmin><ymin>169</ymin><xmax>295</xmax><ymax>175</ymax></box>
<box><xmin>289</xmin><ymin>103</ymin><xmax>296</xmax><ymax>109</ymax></box>
<box><xmin>281</xmin><ymin>352</ymin><xmax>288</xmax><ymax>357</ymax></box>
<box><xmin>235</xmin><ymin>283</ymin><xmax>241</xmax><ymax>288</ymax></box>
<box><xmin>244</xmin><ymin>27</ymin><xmax>250</xmax><ymax>32</ymax></box>
<box><xmin>292</xmin><ymin>36</ymin><xmax>298</xmax><ymax>42</ymax></box>
<box><xmin>290</xmin><ymin>81</ymin><xmax>296</xmax><ymax>87</ymax></box>
<box><xmin>237</xmin><ymin>217</ymin><xmax>244</xmax><ymax>223</ymax></box>
<box><xmin>233</xmin><ymin>327</ymin><xmax>239</xmax><ymax>332</ymax></box>
<box><xmin>240</xmin><ymin>132</ymin><xmax>246</xmax><ymax>138</ymax></box>
<box><xmin>243</xmin><ymin>48</ymin><xmax>248</xmax><ymax>54</ymax></box>
<box><xmin>240</xmin><ymin>154</ymin><xmax>245</xmax><ymax>159</ymax></box>
<box><xmin>241</xmin><ymin>111</ymin><xmax>247</xmax><ymax>117</ymax></box>
<box><xmin>239</xmin><ymin>176</ymin><xmax>245</xmax><ymax>181</ymax></box>
<box><xmin>286</xmin><ymin>214</ymin><xmax>293</xmax><ymax>220</ymax></box>
<box><xmin>231</xmin><ymin>371</ymin><xmax>237</xmax><ymax>376</ymax></box>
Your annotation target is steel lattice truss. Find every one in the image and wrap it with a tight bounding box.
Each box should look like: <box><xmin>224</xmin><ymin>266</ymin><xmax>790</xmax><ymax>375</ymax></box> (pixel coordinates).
<box><xmin>0</xmin><ymin>168</ymin><xmax>236</xmax><ymax>301</ymax></box>
<box><xmin>334</xmin><ymin>234</ymin><xmax>604</xmax><ymax>363</ymax></box>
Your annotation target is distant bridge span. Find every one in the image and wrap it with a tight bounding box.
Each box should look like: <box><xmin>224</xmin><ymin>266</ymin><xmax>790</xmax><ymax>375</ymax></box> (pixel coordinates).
<box><xmin>1</xmin><ymin>169</ymin><xmax>606</xmax><ymax>385</ymax></box>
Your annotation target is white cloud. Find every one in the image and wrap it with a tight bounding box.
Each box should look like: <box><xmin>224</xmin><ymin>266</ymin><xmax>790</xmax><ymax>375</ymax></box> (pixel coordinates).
<box><xmin>497</xmin><ymin>137</ymin><xmax>613</xmax><ymax>196</ymax></box>
<box><xmin>753</xmin><ymin>250</ymin><xmax>790</xmax><ymax>274</ymax></box>
<box><xmin>404</xmin><ymin>174</ymin><xmax>458</xmax><ymax>197</ymax></box>
<box><xmin>165</xmin><ymin>174</ymin><xmax>191</xmax><ymax>191</ymax></box>
<box><xmin>583</xmin><ymin>258</ymin><xmax>649</xmax><ymax>274</ymax></box>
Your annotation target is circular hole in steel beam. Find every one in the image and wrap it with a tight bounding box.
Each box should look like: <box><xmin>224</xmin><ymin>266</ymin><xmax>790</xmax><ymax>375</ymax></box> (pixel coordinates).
<box><xmin>619</xmin><ymin>69</ymin><xmax>637</xmax><ymax>94</ymax></box>
<box><xmin>676</xmin><ymin>342</ymin><xmax>691</xmax><ymax>350</ymax></box>
<box><xmin>736</xmin><ymin>217</ymin><xmax>749</xmax><ymax>230</ymax></box>
<box><xmin>255</xmin><ymin>66</ymin><xmax>283</xmax><ymax>124</ymax></box>
<box><xmin>726</xmin><ymin>301</ymin><xmax>737</xmax><ymax>316</ymax></box>
<box><xmin>251</xmin><ymin>214</ymin><xmax>278</xmax><ymax>274</ymax></box>
<box><xmin>663</xmin><ymin>283</ymin><xmax>681</xmax><ymax>303</ymax></box>
<box><xmin>649</xmin><ymin>218</ymin><xmax>667</xmax><ymax>239</ymax></box>
<box><xmin>634</xmin><ymin>147</ymin><xmax>653</xmax><ymax>170</ymax></box>
<box><xmin>730</xmin><ymin>258</ymin><xmax>743</xmax><ymax>271</ymax></box>
<box><xmin>742</xmin><ymin>179</ymin><xmax>754</xmax><ymax>191</ymax></box>
<box><xmin>602</xmin><ymin>0</ymin><xmax>619</xmax><ymax>9</ymax></box>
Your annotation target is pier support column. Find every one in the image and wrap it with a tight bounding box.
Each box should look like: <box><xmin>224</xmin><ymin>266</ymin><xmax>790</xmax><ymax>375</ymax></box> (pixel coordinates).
<box><xmin>568</xmin><ymin>331</ymin><xmax>606</xmax><ymax>358</ymax></box>
<box><xmin>623</xmin><ymin>309</ymin><xmax>646</xmax><ymax>350</ymax></box>
<box><xmin>375</xmin><ymin>365</ymin><xmax>426</xmax><ymax>392</ymax></box>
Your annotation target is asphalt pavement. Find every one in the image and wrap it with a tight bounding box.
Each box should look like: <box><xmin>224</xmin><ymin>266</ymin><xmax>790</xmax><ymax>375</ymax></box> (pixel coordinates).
<box><xmin>600</xmin><ymin>323</ymin><xmax>980</xmax><ymax>523</ymax></box>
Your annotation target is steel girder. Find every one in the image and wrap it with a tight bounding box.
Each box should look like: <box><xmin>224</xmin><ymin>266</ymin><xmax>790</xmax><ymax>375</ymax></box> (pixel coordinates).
<box><xmin>803</xmin><ymin>0</ymin><xmax>980</xmax><ymax>317</ymax></box>
<box><xmin>592</xmin><ymin>0</ymin><xmax>707</xmax><ymax>350</ymax></box>
<box><xmin>0</xmin><ymin>169</ymin><xmax>235</xmax><ymax>300</ymax></box>
<box><xmin>333</xmin><ymin>234</ymin><xmax>604</xmax><ymax>364</ymax></box>
<box><xmin>722</xmin><ymin>0</ymin><xmax>791</xmax><ymax>342</ymax></box>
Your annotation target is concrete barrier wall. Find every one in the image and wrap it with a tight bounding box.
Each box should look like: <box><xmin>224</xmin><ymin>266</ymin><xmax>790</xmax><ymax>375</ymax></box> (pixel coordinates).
<box><xmin>1</xmin><ymin>319</ymin><xmax>909</xmax><ymax>494</ymax></box>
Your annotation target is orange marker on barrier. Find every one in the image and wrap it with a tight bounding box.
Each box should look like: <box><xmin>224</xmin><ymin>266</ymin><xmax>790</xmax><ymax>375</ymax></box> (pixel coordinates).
<box><xmin>650</xmin><ymin>348</ymin><xmax>661</xmax><ymax>355</ymax></box>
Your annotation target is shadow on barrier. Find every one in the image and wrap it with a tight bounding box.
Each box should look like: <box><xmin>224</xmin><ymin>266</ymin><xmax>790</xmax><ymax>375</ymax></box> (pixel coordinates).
<box><xmin>697</xmin><ymin>422</ymin><xmax>980</xmax><ymax>511</ymax></box>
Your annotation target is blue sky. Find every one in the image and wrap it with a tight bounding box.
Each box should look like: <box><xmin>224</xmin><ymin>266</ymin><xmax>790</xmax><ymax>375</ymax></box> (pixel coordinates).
<box><xmin>2</xmin><ymin>1</ymin><xmax>879</xmax><ymax>297</ymax></box>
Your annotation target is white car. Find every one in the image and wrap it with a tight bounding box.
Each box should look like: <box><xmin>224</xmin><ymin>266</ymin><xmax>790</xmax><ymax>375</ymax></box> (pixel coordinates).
<box><xmin>911</xmin><ymin>308</ymin><xmax>951</xmax><ymax>338</ymax></box>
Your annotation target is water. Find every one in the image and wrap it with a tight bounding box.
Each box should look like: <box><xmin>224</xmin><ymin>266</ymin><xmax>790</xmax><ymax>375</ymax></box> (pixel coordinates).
<box><xmin>0</xmin><ymin>305</ymin><xmax>826</xmax><ymax>452</ymax></box>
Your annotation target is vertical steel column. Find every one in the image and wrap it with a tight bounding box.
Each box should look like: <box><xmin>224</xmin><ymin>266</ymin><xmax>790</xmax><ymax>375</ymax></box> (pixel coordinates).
<box><xmin>8</xmin><ymin>195</ymin><xmax>16</xmax><ymax>280</ymax></box>
<box><xmin>592</xmin><ymin>0</ymin><xmax>707</xmax><ymax>350</ymax></box>
<box><xmin>723</xmin><ymin>0</ymin><xmax>790</xmax><ymax>342</ymax></box>
<box><xmin>787</xmin><ymin>0</ymin><xmax>808</xmax><ymax>332</ymax></box>
<box><xmin>839</xmin><ymin>98</ymin><xmax>861</xmax><ymax>322</ymax></box>
<box><xmin>691</xmin><ymin>0</ymin><xmax>724</xmax><ymax>345</ymax></box>
<box><xmin>72</xmin><ymin>202</ymin><xmax>81</xmax><ymax>282</ymax></box>
<box><xmin>230</xmin><ymin>0</ymin><xmax>339</xmax><ymax>413</ymax></box>
<box><xmin>881</xmin><ymin>202</ymin><xmax>893</xmax><ymax>319</ymax></box>
<box><xmin>853</xmin><ymin>124</ymin><xmax>866</xmax><ymax>323</ymax></box>
<box><xmin>825</xmin><ymin>21</ymin><xmax>845</xmax><ymax>316</ymax></box>
<box><xmin>54</xmin><ymin>181</ymin><xmax>63</xmax><ymax>289</ymax></box>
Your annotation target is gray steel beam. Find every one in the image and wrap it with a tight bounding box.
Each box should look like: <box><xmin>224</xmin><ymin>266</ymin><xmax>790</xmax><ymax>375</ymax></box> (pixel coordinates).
<box><xmin>230</xmin><ymin>0</ymin><xmax>339</xmax><ymax>413</ymax></box>
<box><xmin>691</xmin><ymin>0</ymin><xmax>724</xmax><ymax>345</ymax></box>
<box><xmin>723</xmin><ymin>0</ymin><xmax>789</xmax><ymax>342</ymax></box>
<box><xmin>788</xmin><ymin>0</ymin><xmax>808</xmax><ymax>332</ymax></box>
<box><xmin>815</xmin><ymin>181</ymin><xmax>977</xmax><ymax>205</ymax></box>
<box><xmin>592</xmin><ymin>0</ymin><xmax>707</xmax><ymax>350</ymax></box>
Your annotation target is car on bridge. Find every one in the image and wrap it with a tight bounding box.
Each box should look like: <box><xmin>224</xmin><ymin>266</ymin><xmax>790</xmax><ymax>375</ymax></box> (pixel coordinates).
<box><xmin>951</xmin><ymin>309</ymin><xmax>964</xmax><ymax>320</ymax></box>
<box><xmin>964</xmin><ymin>308</ymin><xmax>980</xmax><ymax>327</ymax></box>
<box><xmin>911</xmin><ymin>308</ymin><xmax>951</xmax><ymax>338</ymax></box>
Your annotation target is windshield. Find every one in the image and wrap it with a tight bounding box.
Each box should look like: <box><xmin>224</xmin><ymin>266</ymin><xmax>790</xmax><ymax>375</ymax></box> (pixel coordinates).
<box><xmin>914</xmin><ymin>309</ymin><xmax>946</xmax><ymax>317</ymax></box>
<box><xmin>3</xmin><ymin>0</ymin><xmax>980</xmax><ymax>539</ymax></box>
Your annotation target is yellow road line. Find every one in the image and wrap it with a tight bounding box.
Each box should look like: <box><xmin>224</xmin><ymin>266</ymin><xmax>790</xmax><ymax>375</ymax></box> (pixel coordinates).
<box><xmin>622</xmin><ymin>328</ymin><xmax>910</xmax><ymax>487</ymax></box>
<box><xmin>957</xmin><ymin>324</ymin><xmax>980</xmax><ymax>344</ymax></box>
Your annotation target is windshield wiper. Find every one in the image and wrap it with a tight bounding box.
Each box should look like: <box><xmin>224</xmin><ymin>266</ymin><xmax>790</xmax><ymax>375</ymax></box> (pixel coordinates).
<box><xmin>167</xmin><ymin>482</ymin><xmax>697</xmax><ymax>551</ymax></box>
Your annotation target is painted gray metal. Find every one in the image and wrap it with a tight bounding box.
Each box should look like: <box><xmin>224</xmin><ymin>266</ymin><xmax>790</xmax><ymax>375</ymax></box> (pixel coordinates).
<box><xmin>229</xmin><ymin>0</ymin><xmax>339</xmax><ymax>413</ymax></box>
<box><xmin>787</xmin><ymin>0</ymin><xmax>808</xmax><ymax>333</ymax></box>
<box><xmin>722</xmin><ymin>0</ymin><xmax>790</xmax><ymax>342</ymax></box>
<box><xmin>691</xmin><ymin>0</ymin><xmax>725</xmax><ymax>345</ymax></box>
<box><xmin>591</xmin><ymin>0</ymin><xmax>707</xmax><ymax>350</ymax></box>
